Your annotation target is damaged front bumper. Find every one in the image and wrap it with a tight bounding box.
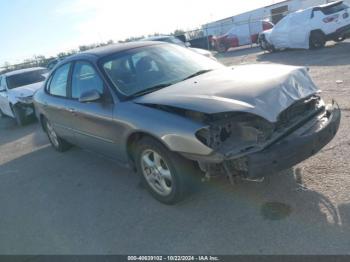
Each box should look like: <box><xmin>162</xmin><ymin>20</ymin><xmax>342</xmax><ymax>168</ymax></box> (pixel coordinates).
<box><xmin>15</xmin><ymin>101</ymin><xmax>35</xmax><ymax>117</ymax></box>
<box><xmin>230</xmin><ymin>102</ymin><xmax>340</xmax><ymax>178</ymax></box>
<box><xmin>184</xmin><ymin>102</ymin><xmax>341</xmax><ymax>180</ymax></box>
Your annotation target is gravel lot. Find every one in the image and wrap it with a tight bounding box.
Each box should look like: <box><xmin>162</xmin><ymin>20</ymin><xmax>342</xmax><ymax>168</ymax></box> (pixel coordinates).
<box><xmin>0</xmin><ymin>40</ymin><xmax>349</xmax><ymax>255</ymax></box>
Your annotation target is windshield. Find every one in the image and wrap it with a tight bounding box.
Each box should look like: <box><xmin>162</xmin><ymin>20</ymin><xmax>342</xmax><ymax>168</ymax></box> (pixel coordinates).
<box><xmin>102</xmin><ymin>44</ymin><xmax>222</xmax><ymax>97</ymax></box>
<box><xmin>6</xmin><ymin>69</ymin><xmax>48</xmax><ymax>89</ymax></box>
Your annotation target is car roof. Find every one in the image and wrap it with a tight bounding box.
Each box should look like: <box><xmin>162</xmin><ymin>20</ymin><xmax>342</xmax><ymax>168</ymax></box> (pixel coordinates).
<box><xmin>143</xmin><ymin>35</ymin><xmax>172</xmax><ymax>41</ymax></box>
<box><xmin>66</xmin><ymin>41</ymin><xmax>162</xmax><ymax>61</ymax></box>
<box><xmin>318</xmin><ymin>0</ymin><xmax>343</xmax><ymax>8</ymax></box>
<box><xmin>3</xmin><ymin>67</ymin><xmax>46</xmax><ymax>77</ymax></box>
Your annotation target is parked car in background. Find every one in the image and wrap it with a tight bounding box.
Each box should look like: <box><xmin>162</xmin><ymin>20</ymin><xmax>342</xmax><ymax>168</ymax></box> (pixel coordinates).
<box><xmin>212</xmin><ymin>21</ymin><xmax>274</xmax><ymax>52</ymax></box>
<box><xmin>0</xmin><ymin>67</ymin><xmax>48</xmax><ymax>125</ymax></box>
<box><xmin>34</xmin><ymin>42</ymin><xmax>340</xmax><ymax>204</ymax></box>
<box><xmin>259</xmin><ymin>1</ymin><xmax>350</xmax><ymax>52</ymax></box>
<box><xmin>143</xmin><ymin>35</ymin><xmax>216</xmax><ymax>60</ymax></box>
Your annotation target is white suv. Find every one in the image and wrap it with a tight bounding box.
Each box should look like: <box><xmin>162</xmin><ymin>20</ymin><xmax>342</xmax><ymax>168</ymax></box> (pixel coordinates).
<box><xmin>0</xmin><ymin>67</ymin><xmax>48</xmax><ymax>125</ymax></box>
<box><xmin>259</xmin><ymin>1</ymin><xmax>350</xmax><ymax>51</ymax></box>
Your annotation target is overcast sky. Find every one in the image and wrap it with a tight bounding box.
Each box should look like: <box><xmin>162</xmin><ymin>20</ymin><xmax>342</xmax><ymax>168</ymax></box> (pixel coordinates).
<box><xmin>0</xmin><ymin>0</ymin><xmax>281</xmax><ymax>65</ymax></box>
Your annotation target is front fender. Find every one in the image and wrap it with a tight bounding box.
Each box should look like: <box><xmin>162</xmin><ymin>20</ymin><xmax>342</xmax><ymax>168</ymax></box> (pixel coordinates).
<box><xmin>116</xmin><ymin>102</ymin><xmax>213</xmax><ymax>156</ymax></box>
<box><xmin>7</xmin><ymin>91</ymin><xmax>19</xmax><ymax>106</ymax></box>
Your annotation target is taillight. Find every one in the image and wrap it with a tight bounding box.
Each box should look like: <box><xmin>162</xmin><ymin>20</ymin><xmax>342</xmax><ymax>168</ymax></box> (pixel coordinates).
<box><xmin>323</xmin><ymin>14</ymin><xmax>339</xmax><ymax>23</ymax></box>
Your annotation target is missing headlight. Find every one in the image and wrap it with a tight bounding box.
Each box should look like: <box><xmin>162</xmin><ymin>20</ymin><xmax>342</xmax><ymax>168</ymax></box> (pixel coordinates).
<box><xmin>195</xmin><ymin>113</ymin><xmax>273</xmax><ymax>150</ymax></box>
<box><xmin>195</xmin><ymin>128</ymin><xmax>211</xmax><ymax>146</ymax></box>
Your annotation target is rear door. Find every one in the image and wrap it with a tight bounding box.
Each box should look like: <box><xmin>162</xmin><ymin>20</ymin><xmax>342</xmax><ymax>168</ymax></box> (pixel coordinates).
<box><xmin>44</xmin><ymin>62</ymin><xmax>76</xmax><ymax>143</ymax></box>
<box><xmin>65</xmin><ymin>61</ymin><xmax>117</xmax><ymax>159</ymax></box>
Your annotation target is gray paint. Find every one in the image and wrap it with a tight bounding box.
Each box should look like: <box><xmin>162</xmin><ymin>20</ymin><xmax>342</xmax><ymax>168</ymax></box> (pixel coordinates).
<box><xmin>33</xmin><ymin>43</ymin><xmax>333</xmax><ymax>169</ymax></box>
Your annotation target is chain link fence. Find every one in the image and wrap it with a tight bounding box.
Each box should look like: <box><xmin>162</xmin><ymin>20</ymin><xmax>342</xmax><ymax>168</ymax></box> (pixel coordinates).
<box><xmin>175</xmin><ymin>9</ymin><xmax>292</xmax><ymax>52</ymax></box>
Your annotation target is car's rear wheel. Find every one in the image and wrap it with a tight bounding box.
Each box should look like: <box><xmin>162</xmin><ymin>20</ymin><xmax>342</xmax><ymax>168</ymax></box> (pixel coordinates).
<box><xmin>217</xmin><ymin>43</ymin><xmax>228</xmax><ymax>53</ymax></box>
<box><xmin>43</xmin><ymin>117</ymin><xmax>71</xmax><ymax>152</ymax></box>
<box><xmin>134</xmin><ymin>137</ymin><xmax>197</xmax><ymax>204</ymax></box>
<box><xmin>310</xmin><ymin>31</ymin><xmax>326</xmax><ymax>49</ymax></box>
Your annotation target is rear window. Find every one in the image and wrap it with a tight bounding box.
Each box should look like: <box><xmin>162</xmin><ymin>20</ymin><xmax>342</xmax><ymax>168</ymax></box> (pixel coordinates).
<box><xmin>6</xmin><ymin>69</ymin><xmax>48</xmax><ymax>89</ymax></box>
<box><xmin>322</xmin><ymin>2</ymin><xmax>349</xmax><ymax>15</ymax></box>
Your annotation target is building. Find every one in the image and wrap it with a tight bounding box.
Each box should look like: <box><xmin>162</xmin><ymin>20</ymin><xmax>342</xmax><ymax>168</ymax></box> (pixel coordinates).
<box><xmin>202</xmin><ymin>0</ymin><xmax>350</xmax><ymax>36</ymax></box>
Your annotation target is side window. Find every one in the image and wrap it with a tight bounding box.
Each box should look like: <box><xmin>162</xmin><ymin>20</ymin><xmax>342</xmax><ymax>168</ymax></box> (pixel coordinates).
<box><xmin>71</xmin><ymin>62</ymin><xmax>104</xmax><ymax>99</ymax></box>
<box><xmin>1</xmin><ymin>76</ymin><xmax>7</xmax><ymax>89</ymax></box>
<box><xmin>49</xmin><ymin>63</ymin><xmax>71</xmax><ymax>97</ymax></box>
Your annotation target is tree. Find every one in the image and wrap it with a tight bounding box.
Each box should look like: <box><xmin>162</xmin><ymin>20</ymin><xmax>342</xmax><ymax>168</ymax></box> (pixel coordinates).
<box><xmin>173</xmin><ymin>29</ymin><xmax>185</xmax><ymax>36</ymax></box>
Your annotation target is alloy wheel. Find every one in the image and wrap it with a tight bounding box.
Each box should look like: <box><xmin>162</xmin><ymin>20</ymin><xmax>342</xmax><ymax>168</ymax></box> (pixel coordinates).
<box><xmin>140</xmin><ymin>149</ymin><xmax>173</xmax><ymax>196</ymax></box>
<box><xmin>46</xmin><ymin>120</ymin><xmax>59</xmax><ymax>148</ymax></box>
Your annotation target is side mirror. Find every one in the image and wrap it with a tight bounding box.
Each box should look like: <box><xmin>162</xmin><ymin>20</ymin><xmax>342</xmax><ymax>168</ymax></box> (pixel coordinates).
<box><xmin>185</xmin><ymin>42</ymin><xmax>191</xmax><ymax>47</ymax></box>
<box><xmin>79</xmin><ymin>90</ymin><xmax>101</xmax><ymax>103</ymax></box>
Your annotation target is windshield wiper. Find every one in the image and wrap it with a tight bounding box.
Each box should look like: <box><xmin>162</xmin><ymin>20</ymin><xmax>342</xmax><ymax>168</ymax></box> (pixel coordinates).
<box><xmin>181</xmin><ymin>69</ymin><xmax>213</xmax><ymax>81</ymax></box>
<box><xmin>130</xmin><ymin>70</ymin><xmax>213</xmax><ymax>98</ymax></box>
<box><xmin>130</xmin><ymin>83</ymin><xmax>174</xmax><ymax>98</ymax></box>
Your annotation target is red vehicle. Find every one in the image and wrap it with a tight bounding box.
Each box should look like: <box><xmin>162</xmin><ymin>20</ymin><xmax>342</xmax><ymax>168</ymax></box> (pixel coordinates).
<box><xmin>212</xmin><ymin>21</ymin><xmax>274</xmax><ymax>52</ymax></box>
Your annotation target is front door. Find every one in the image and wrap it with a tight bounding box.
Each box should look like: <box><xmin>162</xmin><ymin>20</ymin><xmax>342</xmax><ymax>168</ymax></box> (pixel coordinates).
<box><xmin>66</xmin><ymin>61</ymin><xmax>119</xmax><ymax>159</ymax></box>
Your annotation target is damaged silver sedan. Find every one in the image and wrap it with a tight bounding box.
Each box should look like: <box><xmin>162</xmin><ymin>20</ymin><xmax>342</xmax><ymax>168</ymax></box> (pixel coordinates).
<box><xmin>33</xmin><ymin>42</ymin><xmax>340</xmax><ymax>204</ymax></box>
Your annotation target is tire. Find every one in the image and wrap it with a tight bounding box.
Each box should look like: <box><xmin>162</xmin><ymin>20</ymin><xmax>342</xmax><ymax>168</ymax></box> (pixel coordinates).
<box><xmin>217</xmin><ymin>43</ymin><xmax>228</xmax><ymax>53</ymax></box>
<box><xmin>259</xmin><ymin>37</ymin><xmax>275</xmax><ymax>52</ymax></box>
<box><xmin>259</xmin><ymin>40</ymin><xmax>266</xmax><ymax>51</ymax></box>
<box><xmin>12</xmin><ymin>105</ymin><xmax>26</xmax><ymax>126</ymax></box>
<box><xmin>309</xmin><ymin>31</ymin><xmax>326</xmax><ymax>49</ymax></box>
<box><xmin>43</xmin><ymin>117</ymin><xmax>71</xmax><ymax>152</ymax></box>
<box><xmin>134</xmin><ymin>137</ymin><xmax>198</xmax><ymax>205</ymax></box>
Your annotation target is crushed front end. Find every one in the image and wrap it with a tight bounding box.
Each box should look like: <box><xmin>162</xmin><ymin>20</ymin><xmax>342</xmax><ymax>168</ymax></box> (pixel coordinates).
<box><xmin>14</xmin><ymin>96</ymin><xmax>35</xmax><ymax>117</ymax></box>
<box><xmin>187</xmin><ymin>96</ymin><xmax>341</xmax><ymax>182</ymax></box>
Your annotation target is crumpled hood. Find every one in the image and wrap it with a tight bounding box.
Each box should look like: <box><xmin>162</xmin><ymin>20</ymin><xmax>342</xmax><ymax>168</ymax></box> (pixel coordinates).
<box><xmin>8</xmin><ymin>81</ymin><xmax>44</xmax><ymax>97</ymax></box>
<box><xmin>134</xmin><ymin>64</ymin><xmax>319</xmax><ymax>123</ymax></box>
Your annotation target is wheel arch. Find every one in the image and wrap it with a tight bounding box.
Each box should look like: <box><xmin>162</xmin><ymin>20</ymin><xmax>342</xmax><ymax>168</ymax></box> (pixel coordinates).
<box><xmin>126</xmin><ymin>131</ymin><xmax>173</xmax><ymax>171</ymax></box>
<box><xmin>310</xmin><ymin>29</ymin><xmax>326</xmax><ymax>37</ymax></box>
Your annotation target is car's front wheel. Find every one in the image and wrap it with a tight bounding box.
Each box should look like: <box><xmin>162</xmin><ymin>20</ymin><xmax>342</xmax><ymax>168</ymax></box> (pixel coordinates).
<box><xmin>43</xmin><ymin>117</ymin><xmax>71</xmax><ymax>152</ymax></box>
<box><xmin>12</xmin><ymin>105</ymin><xmax>26</xmax><ymax>126</ymax></box>
<box><xmin>259</xmin><ymin>36</ymin><xmax>275</xmax><ymax>52</ymax></box>
<box><xmin>134</xmin><ymin>137</ymin><xmax>197</xmax><ymax>204</ymax></box>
